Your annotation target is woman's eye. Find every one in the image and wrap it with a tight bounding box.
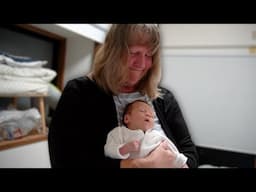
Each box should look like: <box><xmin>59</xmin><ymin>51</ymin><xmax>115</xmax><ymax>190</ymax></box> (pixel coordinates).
<box><xmin>146</xmin><ymin>53</ymin><xmax>153</xmax><ymax>57</ymax></box>
<box><xmin>130</xmin><ymin>51</ymin><xmax>139</xmax><ymax>56</ymax></box>
<box><xmin>129</xmin><ymin>51</ymin><xmax>153</xmax><ymax>58</ymax></box>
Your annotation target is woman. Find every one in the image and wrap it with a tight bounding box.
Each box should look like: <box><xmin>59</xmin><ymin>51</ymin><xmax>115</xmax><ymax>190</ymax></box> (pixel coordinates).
<box><xmin>48</xmin><ymin>24</ymin><xmax>198</xmax><ymax>168</ymax></box>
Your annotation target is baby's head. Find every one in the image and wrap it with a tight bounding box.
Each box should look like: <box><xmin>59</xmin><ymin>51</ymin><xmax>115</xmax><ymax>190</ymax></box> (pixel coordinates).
<box><xmin>122</xmin><ymin>100</ymin><xmax>154</xmax><ymax>131</ymax></box>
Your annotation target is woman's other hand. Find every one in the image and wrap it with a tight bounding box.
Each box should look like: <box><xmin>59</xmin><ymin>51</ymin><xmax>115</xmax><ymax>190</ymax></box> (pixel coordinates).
<box><xmin>120</xmin><ymin>140</ymin><xmax>177</xmax><ymax>168</ymax></box>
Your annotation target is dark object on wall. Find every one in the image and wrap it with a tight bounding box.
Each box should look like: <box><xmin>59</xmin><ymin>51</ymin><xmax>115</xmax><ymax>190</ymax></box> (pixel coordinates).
<box><xmin>197</xmin><ymin>146</ymin><xmax>255</xmax><ymax>168</ymax></box>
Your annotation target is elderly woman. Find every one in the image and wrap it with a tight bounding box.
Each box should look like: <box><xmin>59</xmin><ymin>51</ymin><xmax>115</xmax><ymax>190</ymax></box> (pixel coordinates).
<box><xmin>48</xmin><ymin>24</ymin><xmax>198</xmax><ymax>168</ymax></box>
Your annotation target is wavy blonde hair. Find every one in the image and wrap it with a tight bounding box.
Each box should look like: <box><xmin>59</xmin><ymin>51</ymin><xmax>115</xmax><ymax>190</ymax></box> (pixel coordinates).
<box><xmin>92</xmin><ymin>24</ymin><xmax>161</xmax><ymax>99</ymax></box>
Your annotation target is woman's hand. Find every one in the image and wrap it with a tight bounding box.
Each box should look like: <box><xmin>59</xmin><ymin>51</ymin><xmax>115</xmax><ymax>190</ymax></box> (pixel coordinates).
<box><xmin>145</xmin><ymin>140</ymin><xmax>177</xmax><ymax>168</ymax></box>
<box><xmin>120</xmin><ymin>140</ymin><xmax>178</xmax><ymax>168</ymax></box>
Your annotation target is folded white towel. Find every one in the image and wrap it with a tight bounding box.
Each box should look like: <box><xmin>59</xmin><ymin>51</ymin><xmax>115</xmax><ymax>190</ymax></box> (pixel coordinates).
<box><xmin>0</xmin><ymin>64</ymin><xmax>56</xmax><ymax>82</ymax></box>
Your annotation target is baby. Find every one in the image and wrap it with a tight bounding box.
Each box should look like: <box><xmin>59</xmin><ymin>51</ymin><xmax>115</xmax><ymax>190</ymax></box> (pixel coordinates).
<box><xmin>104</xmin><ymin>100</ymin><xmax>187</xmax><ymax>168</ymax></box>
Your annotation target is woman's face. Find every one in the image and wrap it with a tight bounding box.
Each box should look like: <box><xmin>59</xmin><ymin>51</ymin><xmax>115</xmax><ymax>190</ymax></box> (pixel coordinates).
<box><xmin>124</xmin><ymin>45</ymin><xmax>153</xmax><ymax>88</ymax></box>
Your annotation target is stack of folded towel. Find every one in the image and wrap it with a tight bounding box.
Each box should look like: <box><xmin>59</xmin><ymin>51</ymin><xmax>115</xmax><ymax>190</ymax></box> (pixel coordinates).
<box><xmin>0</xmin><ymin>52</ymin><xmax>57</xmax><ymax>96</ymax></box>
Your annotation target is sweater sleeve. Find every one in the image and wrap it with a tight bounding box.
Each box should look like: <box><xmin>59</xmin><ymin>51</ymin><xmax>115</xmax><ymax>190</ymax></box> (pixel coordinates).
<box><xmin>161</xmin><ymin>88</ymin><xmax>199</xmax><ymax>168</ymax></box>
<box><xmin>48</xmin><ymin>77</ymin><xmax>121</xmax><ymax>168</ymax></box>
<box><xmin>48</xmin><ymin>79</ymin><xmax>84</xmax><ymax>167</ymax></box>
<box><xmin>104</xmin><ymin>127</ymin><xmax>130</xmax><ymax>159</ymax></box>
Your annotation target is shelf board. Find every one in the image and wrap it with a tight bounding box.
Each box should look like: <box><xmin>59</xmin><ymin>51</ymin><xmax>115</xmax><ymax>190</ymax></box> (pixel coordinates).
<box><xmin>0</xmin><ymin>93</ymin><xmax>47</xmax><ymax>97</ymax></box>
<box><xmin>0</xmin><ymin>133</ymin><xmax>47</xmax><ymax>151</ymax></box>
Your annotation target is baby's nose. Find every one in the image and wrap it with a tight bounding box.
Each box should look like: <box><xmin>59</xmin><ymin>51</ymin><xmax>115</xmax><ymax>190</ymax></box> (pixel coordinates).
<box><xmin>146</xmin><ymin>112</ymin><xmax>153</xmax><ymax>118</ymax></box>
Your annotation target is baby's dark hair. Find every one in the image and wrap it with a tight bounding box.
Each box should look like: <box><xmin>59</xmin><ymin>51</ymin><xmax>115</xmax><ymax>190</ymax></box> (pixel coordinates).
<box><xmin>122</xmin><ymin>100</ymin><xmax>150</xmax><ymax>126</ymax></box>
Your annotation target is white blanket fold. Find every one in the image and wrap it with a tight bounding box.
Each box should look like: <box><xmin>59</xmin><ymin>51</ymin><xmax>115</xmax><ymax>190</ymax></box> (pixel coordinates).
<box><xmin>0</xmin><ymin>64</ymin><xmax>56</xmax><ymax>82</ymax></box>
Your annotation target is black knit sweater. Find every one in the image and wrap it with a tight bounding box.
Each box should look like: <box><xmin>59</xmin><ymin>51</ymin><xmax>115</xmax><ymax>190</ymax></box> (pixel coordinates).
<box><xmin>48</xmin><ymin>76</ymin><xmax>198</xmax><ymax>168</ymax></box>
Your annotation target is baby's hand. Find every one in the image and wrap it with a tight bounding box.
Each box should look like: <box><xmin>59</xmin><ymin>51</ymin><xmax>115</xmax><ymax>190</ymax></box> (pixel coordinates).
<box><xmin>119</xmin><ymin>140</ymin><xmax>140</xmax><ymax>155</ymax></box>
<box><xmin>126</xmin><ymin>140</ymin><xmax>140</xmax><ymax>152</ymax></box>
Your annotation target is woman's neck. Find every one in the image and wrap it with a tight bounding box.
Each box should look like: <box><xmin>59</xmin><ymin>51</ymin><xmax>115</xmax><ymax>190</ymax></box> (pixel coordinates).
<box><xmin>119</xmin><ymin>85</ymin><xmax>136</xmax><ymax>93</ymax></box>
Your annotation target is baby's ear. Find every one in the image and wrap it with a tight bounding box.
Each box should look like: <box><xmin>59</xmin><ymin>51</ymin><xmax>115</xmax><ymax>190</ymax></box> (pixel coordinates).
<box><xmin>124</xmin><ymin>114</ymin><xmax>129</xmax><ymax>124</ymax></box>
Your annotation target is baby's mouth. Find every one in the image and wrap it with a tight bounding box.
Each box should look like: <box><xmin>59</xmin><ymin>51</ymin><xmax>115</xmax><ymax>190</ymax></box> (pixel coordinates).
<box><xmin>144</xmin><ymin>118</ymin><xmax>150</xmax><ymax>122</ymax></box>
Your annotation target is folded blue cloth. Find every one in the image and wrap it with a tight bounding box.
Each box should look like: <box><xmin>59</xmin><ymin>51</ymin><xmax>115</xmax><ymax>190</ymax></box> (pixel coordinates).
<box><xmin>0</xmin><ymin>51</ymin><xmax>48</xmax><ymax>68</ymax></box>
<box><xmin>0</xmin><ymin>51</ymin><xmax>33</xmax><ymax>62</ymax></box>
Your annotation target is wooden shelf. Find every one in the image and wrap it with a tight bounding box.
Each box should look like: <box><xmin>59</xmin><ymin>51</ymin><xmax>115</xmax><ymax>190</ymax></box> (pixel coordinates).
<box><xmin>0</xmin><ymin>93</ymin><xmax>47</xmax><ymax>97</ymax></box>
<box><xmin>0</xmin><ymin>133</ymin><xmax>47</xmax><ymax>151</ymax></box>
<box><xmin>0</xmin><ymin>95</ymin><xmax>47</xmax><ymax>151</ymax></box>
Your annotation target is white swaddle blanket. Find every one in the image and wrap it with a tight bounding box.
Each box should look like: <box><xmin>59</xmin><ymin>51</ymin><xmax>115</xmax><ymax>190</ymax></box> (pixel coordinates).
<box><xmin>104</xmin><ymin>126</ymin><xmax>188</xmax><ymax>168</ymax></box>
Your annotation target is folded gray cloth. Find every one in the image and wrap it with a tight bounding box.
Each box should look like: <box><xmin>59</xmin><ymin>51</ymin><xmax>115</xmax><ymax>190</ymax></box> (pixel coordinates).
<box><xmin>0</xmin><ymin>108</ymin><xmax>41</xmax><ymax>140</ymax></box>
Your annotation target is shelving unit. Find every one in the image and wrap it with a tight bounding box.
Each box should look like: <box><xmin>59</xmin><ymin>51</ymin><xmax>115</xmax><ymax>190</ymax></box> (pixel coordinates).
<box><xmin>0</xmin><ymin>94</ymin><xmax>48</xmax><ymax>151</ymax></box>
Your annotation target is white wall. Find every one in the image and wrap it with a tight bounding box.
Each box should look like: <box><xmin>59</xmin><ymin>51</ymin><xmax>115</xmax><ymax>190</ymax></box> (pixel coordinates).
<box><xmin>161</xmin><ymin>55</ymin><xmax>256</xmax><ymax>155</ymax></box>
<box><xmin>160</xmin><ymin>24</ymin><xmax>256</xmax><ymax>47</ymax></box>
<box><xmin>56</xmin><ymin>24</ymin><xmax>110</xmax><ymax>43</ymax></box>
<box><xmin>31</xmin><ymin>24</ymin><xmax>111</xmax><ymax>44</ymax></box>
<box><xmin>160</xmin><ymin>24</ymin><xmax>256</xmax><ymax>155</ymax></box>
<box><xmin>63</xmin><ymin>35</ymin><xmax>94</xmax><ymax>86</ymax></box>
<box><xmin>0</xmin><ymin>141</ymin><xmax>51</xmax><ymax>168</ymax></box>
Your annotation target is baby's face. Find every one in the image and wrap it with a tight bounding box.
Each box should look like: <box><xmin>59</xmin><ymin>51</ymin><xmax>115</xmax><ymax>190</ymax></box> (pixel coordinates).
<box><xmin>125</xmin><ymin>101</ymin><xmax>154</xmax><ymax>131</ymax></box>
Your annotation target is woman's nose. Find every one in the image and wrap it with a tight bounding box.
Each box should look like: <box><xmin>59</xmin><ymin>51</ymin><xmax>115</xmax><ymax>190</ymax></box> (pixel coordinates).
<box><xmin>134</xmin><ymin>55</ymin><xmax>146</xmax><ymax>69</ymax></box>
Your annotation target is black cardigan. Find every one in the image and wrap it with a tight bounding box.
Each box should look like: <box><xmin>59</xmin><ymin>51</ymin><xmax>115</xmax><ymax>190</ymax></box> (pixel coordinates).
<box><xmin>48</xmin><ymin>76</ymin><xmax>198</xmax><ymax>168</ymax></box>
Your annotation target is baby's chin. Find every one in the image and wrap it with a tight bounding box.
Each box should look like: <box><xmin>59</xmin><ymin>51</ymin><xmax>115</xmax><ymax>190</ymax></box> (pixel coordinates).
<box><xmin>142</xmin><ymin>125</ymin><xmax>153</xmax><ymax>131</ymax></box>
